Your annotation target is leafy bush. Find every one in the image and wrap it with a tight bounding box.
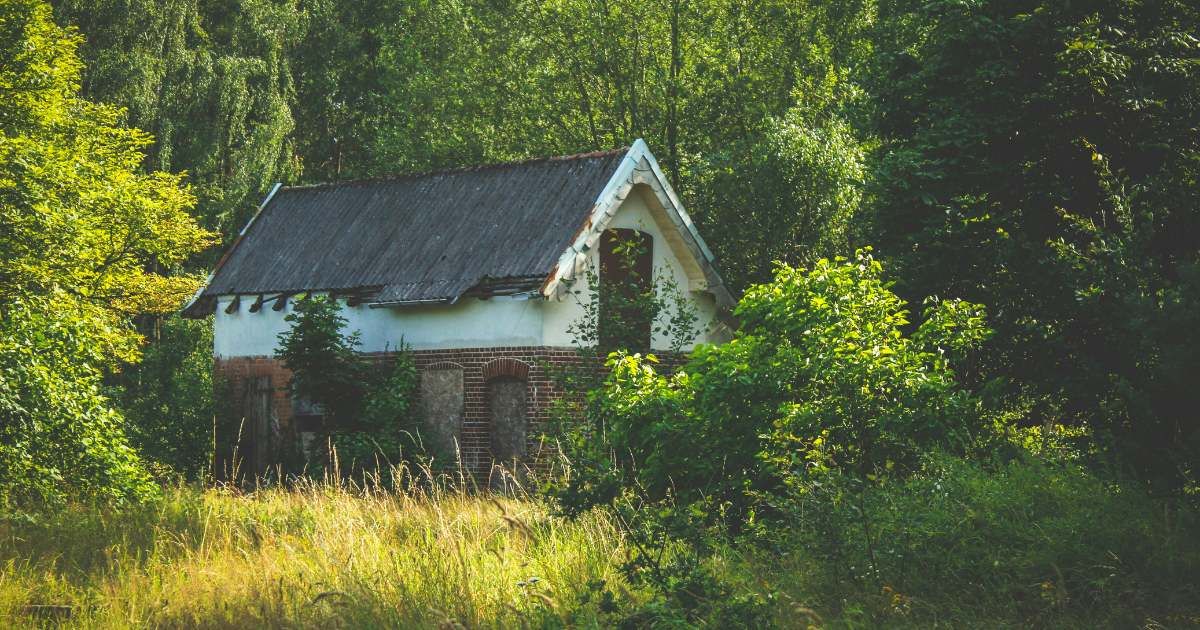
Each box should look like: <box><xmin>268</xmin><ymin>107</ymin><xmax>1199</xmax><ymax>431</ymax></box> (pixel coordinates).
<box><xmin>550</xmin><ymin>251</ymin><xmax>992</xmax><ymax>527</ymax></box>
<box><xmin>770</xmin><ymin>454</ymin><xmax>1200</xmax><ymax>626</ymax></box>
<box><xmin>112</xmin><ymin>316</ymin><xmax>215</xmax><ymax>480</ymax></box>
<box><xmin>0</xmin><ymin>296</ymin><xmax>158</xmax><ymax>509</ymax></box>
<box><xmin>331</xmin><ymin>352</ymin><xmax>425</xmax><ymax>475</ymax></box>
<box><xmin>546</xmin><ymin>252</ymin><xmax>998</xmax><ymax>623</ymax></box>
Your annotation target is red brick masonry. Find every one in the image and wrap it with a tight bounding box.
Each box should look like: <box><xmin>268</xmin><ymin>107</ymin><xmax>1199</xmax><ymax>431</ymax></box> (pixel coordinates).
<box><xmin>215</xmin><ymin>346</ymin><xmax>596</xmax><ymax>479</ymax></box>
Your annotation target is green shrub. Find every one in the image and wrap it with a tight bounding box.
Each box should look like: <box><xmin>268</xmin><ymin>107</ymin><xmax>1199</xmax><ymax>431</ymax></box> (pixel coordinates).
<box><xmin>772</xmin><ymin>454</ymin><xmax>1200</xmax><ymax>626</ymax></box>
<box><xmin>276</xmin><ymin>295</ymin><xmax>372</xmax><ymax>425</ymax></box>
<box><xmin>112</xmin><ymin>316</ymin><xmax>214</xmax><ymax>480</ymax></box>
<box><xmin>0</xmin><ymin>296</ymin><xmax>158</xmax><ymax>510</ymax></box>
<box><xmin>332</xmin><ymin>351</ymin><xmax>427</xmax><ymax>475</ymax></box>
<box><xmin>550</xmin><ymin>251</ymin><xmax>992</xmax><ymax>527</ymax></box>
<box><xmin>275</xmin><ymin>295</ymin><xmax>428</xmax><ymax>479</ymax></box>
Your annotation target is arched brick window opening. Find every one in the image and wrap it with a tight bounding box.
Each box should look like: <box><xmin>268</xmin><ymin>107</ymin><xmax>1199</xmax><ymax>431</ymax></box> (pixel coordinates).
<box><xmin>487</xmin><ymin>376</ymin><xmax>528</xmax><ymax>463</ymax></box>
<box><xmin>599</xmin><ymin>228</ymin><xmax>653</xmax><ymax>352</ymax></box>
<box><xmin>481</xmin><ymin>357</ymin><xmax>530</xmax><ymax>381</ymax></box>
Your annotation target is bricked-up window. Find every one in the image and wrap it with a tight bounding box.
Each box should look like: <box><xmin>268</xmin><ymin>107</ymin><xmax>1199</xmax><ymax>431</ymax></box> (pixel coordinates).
<box><xmin>598</xmin><ymin>228</ymin><xmax>653</xmax><ymax>351</ymax></box>
<box><xmin>419</xmin><ymin>367</ymin><xmax>464</xmax><ymax>459</ymax></box>
<box><xmin>488</xmin><ymin>376</ymin><xmax>528</xmax><ymax>463</ymax></box>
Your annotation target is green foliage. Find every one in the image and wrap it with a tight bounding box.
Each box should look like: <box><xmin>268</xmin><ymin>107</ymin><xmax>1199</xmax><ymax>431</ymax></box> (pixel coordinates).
<box><xmin>276</xmin><ymin>296</ymin><xmax>370</xmax><ymax>425</ymax></box>
<box><xmin>275</xmin><ymin>295</ymin><xmax>427</xmax><ymax>478</ymax></box>
<box><xmin>333</xmin><ymin>352</ymin><xmax>425</xmax><ymax>475</ymax></box>
<box><xmin>0</xmin><ymin>0</ymin><xmax>211</xmax><ymax>509</ymax></box>
<box><xmin>51</xmin><ymin>0</ymin><xmax>302</xmax><ymax>239</ymax></box>
<box><xmin>565</xmin><ymin>235</ymin><xmax>701</xmax><ymax>355</ymax></box>
<box><xmin>774</xmin><ymin>454</ymin><xmax>1200</xmax><ymax>626</ymax></box>
<box><xmin>866</xmin><ymin>0</ymin><xmax>1200</xmax><ymax>492</ymax></box>
<box><xmin>0</xmin><ymin>296</ymin><xmax>158</xmax><ymax>509</ymax></box>
<box><xmin>112</xmin><ymin>317</ymin><xmax>214</xmax><ymax>480</ymax></box>
<box><xmin>551</xmin><ymin>252</ymin><xmax>990</xmax><ymax>525</ymax></box>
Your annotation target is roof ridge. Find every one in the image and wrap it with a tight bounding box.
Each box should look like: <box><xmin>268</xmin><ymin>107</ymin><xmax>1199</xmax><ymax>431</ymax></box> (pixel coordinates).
<box><xmin>282</xmin><ymin>146</ymin><xmax>630</xmax><ymax>192</ymax></box>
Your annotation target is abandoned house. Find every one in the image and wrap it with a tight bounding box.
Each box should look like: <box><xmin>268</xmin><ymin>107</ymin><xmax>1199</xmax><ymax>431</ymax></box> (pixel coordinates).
<box><xmin>183</xmin><ymin>139</ymin><xmax>735</xmax><ymax>478</ymax></box>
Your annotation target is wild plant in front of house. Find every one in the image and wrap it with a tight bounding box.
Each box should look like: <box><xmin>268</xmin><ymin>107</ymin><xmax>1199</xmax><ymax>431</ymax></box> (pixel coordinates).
<box><xmin>274</xmin><ymin>296</ymin><xmax>427</xmax><ymax>480</ymax></box>
<box><xmin>544</xmin><ymin>232</ymin><xmax>701</xmax><ymax>490</ymax></box>
<box><xmin>543</xmin><ymin>250</ymin><xmax>998</xmax><ymax>623</ymax></box>
<box><xmin>562</xmin><ymin>232</ymin><xmax>701</xmax><ymax>356</ymax></box>
<box><xmin>552</xmin><ymin>250</ymin><xmax>993</xmax><ymax>525</ymax></box>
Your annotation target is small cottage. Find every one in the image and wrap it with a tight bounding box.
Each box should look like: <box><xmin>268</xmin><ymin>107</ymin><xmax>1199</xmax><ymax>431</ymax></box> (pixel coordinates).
<box><xmin>184</xmin><ymin>139</ymin><xmax>734</xmax><ymax>478</ymax></box>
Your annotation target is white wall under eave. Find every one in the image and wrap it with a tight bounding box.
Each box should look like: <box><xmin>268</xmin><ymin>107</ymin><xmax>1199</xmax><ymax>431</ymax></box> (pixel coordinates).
<box><xmin>213</xmin><ymin>294</ymin><xmax>546</xmax><ymax>358</ymax></box>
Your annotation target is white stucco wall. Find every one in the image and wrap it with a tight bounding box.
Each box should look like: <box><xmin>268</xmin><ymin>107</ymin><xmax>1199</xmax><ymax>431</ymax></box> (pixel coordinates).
<box><xmin>213</xmin><ymin>184</ymin><xmax>727</xmax><ymax>359</ymax></box>
<box><xmin>214</xmin><ymin>294</ymin><xmax>545</xmax><ymax>358</ymax></box>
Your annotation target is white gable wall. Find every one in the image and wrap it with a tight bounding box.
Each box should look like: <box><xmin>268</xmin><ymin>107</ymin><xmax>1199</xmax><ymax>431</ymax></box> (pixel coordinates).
<box><xmin>541</xmin><ymin>184</ymin><xmax>722</xmax><ymax>349</ymax></box>
<box><xmin>213</xmin><ymin>181</ymin><xmax>726</xmax><ymax>359</ymax></box>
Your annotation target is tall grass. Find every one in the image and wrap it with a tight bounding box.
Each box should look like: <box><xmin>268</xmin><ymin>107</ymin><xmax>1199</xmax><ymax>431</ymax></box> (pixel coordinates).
<box><xmin>3</xmin><ymin>458</ymin><xmax>1196</xmax><ymax>628</ymax></box>
<box><xmin>0</xmin><ymin>477</ymin><xmax>627</xmax><ymax>628</ymax></box>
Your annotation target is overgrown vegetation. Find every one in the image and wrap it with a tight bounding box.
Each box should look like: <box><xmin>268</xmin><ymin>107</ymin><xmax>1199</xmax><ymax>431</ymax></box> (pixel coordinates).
<box><xmin>273</xmin><ymin>296</ymin><xmax>428</xmax><ymax>479</ymax></box>
<box><xmin>2</xmin><ymin>0</ymin><xmax>1199</xmax><ymax>625</ymax></box>
<box><xmin>548</xmin><ymin>254</ymin><xmax>1200</xmax><ymax>626</ymax></box>
<box><xmin>111</xmin><ymin>317</ymin><xmax>215</xmax><ymax>480</ymax></box>
<box><xmin>0</xmin><ymin>464</ymin><xmax>1195</xmax><ymax>628</ymax></box>
<box><xmin>0</xmin><ymin>480</ymin><xmax>626</xmax><ymax>628</ymax></box>
<box><xmin>552</xmin><ymin>251</ymin><xmax>990</xmax><ymax>520</ymax></box>
<box><xmin>0</xmin><ymin>1</ymin><xmax>211</xmax><ymax>508</ymax></box>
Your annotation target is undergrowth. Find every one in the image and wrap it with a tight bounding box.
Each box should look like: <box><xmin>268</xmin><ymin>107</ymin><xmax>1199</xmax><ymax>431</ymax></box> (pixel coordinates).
<box><xmin>1</xmin><ymin>459</ymin><xmax>1196</xmax><ymax>628</ymax></box>
<box><xmin>0</xmin><ymin>478</ymin><xmax>623</xmax><ymax>628</ymax></box>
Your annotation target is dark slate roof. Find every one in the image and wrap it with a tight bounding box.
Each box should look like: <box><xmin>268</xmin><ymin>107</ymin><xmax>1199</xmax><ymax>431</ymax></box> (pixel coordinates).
<box><xmin>186</xmin><ymin>148</ymin><xmax>628</xmax><ymax>315</ymax></box>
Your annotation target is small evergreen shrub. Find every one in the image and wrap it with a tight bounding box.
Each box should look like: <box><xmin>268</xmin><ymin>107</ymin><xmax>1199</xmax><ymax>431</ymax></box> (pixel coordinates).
<box><xmin>275</xmin><ymin>295</ymin><xmax>426</xmax><ymax>480</ymax></box>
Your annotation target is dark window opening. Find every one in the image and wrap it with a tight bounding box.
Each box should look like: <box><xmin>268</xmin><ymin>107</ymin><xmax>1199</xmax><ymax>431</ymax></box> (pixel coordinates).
<box><xmin>598</xmin><ymin>228</ymin><xmax>654</xmax><ymax>352</ymax></box>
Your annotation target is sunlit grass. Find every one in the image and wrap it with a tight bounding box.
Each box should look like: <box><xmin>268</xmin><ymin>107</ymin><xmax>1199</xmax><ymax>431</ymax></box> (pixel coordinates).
<box><xmin>0</xmin><ymin>477</ymin><xmax>629</xmax><ymax>628</ymax></box>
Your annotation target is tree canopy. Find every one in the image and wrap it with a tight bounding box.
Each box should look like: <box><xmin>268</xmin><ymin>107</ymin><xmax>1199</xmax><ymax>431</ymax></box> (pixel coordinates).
<box><xmin>0</xmin><ymin>0</ymin><xmax>211</xmax><ymax>507</ymax></box>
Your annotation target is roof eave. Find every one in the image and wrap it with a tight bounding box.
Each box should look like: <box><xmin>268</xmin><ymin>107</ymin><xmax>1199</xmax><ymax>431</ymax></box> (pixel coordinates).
<box><xmin>181</xmin><ymin>182</ymin><xmax>283</xmax><ymax>318</ymax></box>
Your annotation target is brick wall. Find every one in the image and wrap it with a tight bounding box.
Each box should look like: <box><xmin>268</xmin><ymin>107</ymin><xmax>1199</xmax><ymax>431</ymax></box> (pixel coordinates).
<box><xmin>214</xmin><ymin>346</ymin><xmax>600</xmax><ymax>480</ymax></box>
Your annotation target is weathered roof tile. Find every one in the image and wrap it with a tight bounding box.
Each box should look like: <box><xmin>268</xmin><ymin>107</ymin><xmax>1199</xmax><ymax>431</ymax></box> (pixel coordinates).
<box><xmin>188</xmin><ymin>148</ymin><xmax>627</xmax><ymax>315</ymax></box>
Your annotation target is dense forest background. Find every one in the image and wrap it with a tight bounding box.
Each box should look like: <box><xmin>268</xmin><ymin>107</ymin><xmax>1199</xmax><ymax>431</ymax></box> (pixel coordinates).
<box><xmin>3</xmin><ymin>0</ymin><xmax>1198</xmax><ymax>501</ymax></box>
